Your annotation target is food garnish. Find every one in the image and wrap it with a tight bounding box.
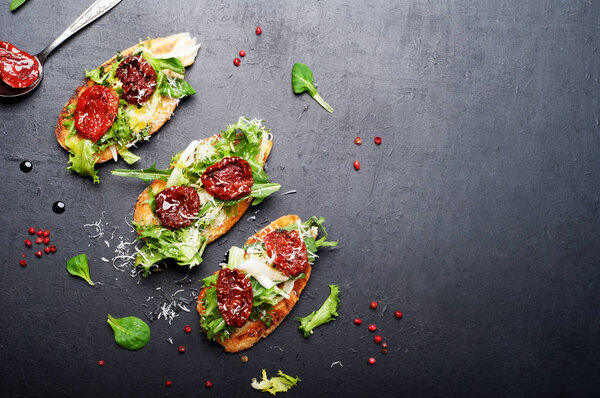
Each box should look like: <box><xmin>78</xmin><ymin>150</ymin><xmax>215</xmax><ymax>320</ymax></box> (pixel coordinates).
<box><xmin>251</xmin><ymin>369</ymin><xmax>300</xmax><ymax>395</ymax></box>
<box><xmin>295</xmin><ymin>284</ymin><xmax>340</xmax><ymax>337</ymax></box>
<box><xmin>291</xmin><ymin>62</ymin><xmax>333</xmax><ymax>113</ymax></box>
<box><xmin>66</xmin><ymin>253</ymin><xmax>95</xmax><ymax>286</ymax></box>
<box><xmin>107</xmin><ymin>314</ymin><xmax>151</xmax><ymax>350</ymax></box>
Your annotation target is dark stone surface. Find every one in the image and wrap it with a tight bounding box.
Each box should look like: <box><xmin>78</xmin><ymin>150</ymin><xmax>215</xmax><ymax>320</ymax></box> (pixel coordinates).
<box><xmin>1</xmin><ymin>0</ymin><xmax>599</xmax><ymax>397</ymax></box>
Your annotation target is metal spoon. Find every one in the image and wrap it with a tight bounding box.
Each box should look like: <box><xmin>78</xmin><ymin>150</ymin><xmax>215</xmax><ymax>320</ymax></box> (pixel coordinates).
<box><xmin>0</xmin><ymin>0</ymin><xmax>122</xmax><ymax>98</ymax></box>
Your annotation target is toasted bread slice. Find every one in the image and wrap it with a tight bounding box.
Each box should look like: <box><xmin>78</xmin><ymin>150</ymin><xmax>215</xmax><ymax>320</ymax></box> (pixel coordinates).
<box><xmin>133</xmin><ymin>134</ymin><xmax>273</xmax><ymax>245</ymax></box>
<box><xmin>197</xmin><ymin>215</ymin><xmax>315</xmax><ymax>353</ymax></box>
<box><xmin>55</xmin><ymin>32</ymin><xmax>200</xmax><ymax>163</ymax></box>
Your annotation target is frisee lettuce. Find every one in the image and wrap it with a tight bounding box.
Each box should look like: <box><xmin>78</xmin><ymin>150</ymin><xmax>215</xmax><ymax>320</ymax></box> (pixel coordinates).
<box><xmin>251</xmin><ymin>369</ymin><xmax>300</xmax><ymax>395</ymax></box>
<box><xmin>65</xmin><ymin>136</ymin><xmax>99</xmax><ymax>184</ymax></box>
<box><xmin>295</xmin><ymin>284</ymin><xmax>340</xmax><ymax>337</ymax></box>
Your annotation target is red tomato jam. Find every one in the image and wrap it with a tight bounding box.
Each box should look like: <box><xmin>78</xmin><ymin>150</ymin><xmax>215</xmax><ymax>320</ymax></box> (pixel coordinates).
<box><xmin>0</xmin><ymin>41</ymin><xmax>40</xmax><ymax>88</ymax></box>
<box><xmin>75</xmin><ymin>85</ymin><xmax>120</xmax><ymax>142</ymax></box>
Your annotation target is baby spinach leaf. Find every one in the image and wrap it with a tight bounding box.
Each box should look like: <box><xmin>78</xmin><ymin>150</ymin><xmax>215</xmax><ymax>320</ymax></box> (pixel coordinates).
<box><xmin>107</xmin><ymin>314</ymin><xmax>151</xmax><ymax>350</ymax></box>
<box><xmin>66</xmin><ymin>253</ymin><xmax>95</xmax><ymax>286</ymax></box>
<box><xmin>157</xmin><ymin>73</ymin><xmax>196</xmax><ymax>98</ymax></box>
<box><xmin>10</xmin><ymin>0</ymin><xmax>27</xmax><ymax>11</ymax></box>
<box><xmin>295</xmin><ymin>284</ymin><xmax>339</xmax><ymax>337</ymax></box>
<box><xmin>292</xmin><ymin>63</ymin><xmax>333</xmax><ymax>113</ymax></box>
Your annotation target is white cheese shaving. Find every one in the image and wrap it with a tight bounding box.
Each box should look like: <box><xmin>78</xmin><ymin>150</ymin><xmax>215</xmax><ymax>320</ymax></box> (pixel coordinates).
<box><xmin>235</xmin><ymin>256</ymin><xmax>290</xmax><ymax>289</ymax></box>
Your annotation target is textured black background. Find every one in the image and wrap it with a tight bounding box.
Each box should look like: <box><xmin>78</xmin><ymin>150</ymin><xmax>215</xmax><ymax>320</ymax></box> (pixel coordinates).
<box><xmin>1</xmin><ymin>1</ymin><xmax>600</xmax><ymax>397</ymax></box>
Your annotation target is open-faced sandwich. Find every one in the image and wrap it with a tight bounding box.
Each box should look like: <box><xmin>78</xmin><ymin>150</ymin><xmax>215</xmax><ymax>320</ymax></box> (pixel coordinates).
<box><xmin>196</xmin><ymin>215</ymin><xmax>337</xmax><ymax>352</ymax></box>
<box><xmin>112</xmin><ymin>117</ymin><xmax>280</xmax><ymax>275</ymax></box>
<box><xmin>55</xmin><ymin>33</ymin><xmax>200</xmax><ymax>182</ymax></box>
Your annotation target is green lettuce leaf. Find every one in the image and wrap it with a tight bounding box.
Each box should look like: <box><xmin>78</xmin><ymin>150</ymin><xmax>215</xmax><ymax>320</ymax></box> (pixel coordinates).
<box><xmin>157</xmin><ymin>73</ymin><xmax>196</xmax><ymax>98</ymax></box>
<box><xmin>65</xmin><ymin>137</ymin><xmax>99</xmax><ymax>183</ymax></box>
<box><xmin>118</xmin><ymin>148</ymin><xmax>140</xmax><ymax>165</ymax></box>
<box><xmin>295</xmin><ymin>284</ymin><xmax>339</xmax><ymax>338</ymax></box>
<box><xmin>251</xmin><ymin>369</ymin><xmax>300</xmax><ymax>395</ymax></box>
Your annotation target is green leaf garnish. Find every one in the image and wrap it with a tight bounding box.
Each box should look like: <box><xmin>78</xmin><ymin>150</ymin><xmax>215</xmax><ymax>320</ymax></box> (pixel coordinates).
<box><xmin>295</xmin><ymin>284</ymin><xmax>339</xmax><ymax>337</ymax></box>
<box><xmin>106</xmin><ymin>314</ymin><xmax>151</xmax><ymax>350</ymax></box>
<box><xmin>111</xmin><ymin>163</ymin><xmax>172</xmax><ymax>182</ymax></box>
<box><xmin>292</xmin><ymin>62</ymin><xmax>333</xmax><ymax>113</ymax></box>
<box><xmin>65</xmin><ymin>137</ymin><xmax>100</xmax><ymax>183</ymax></box>
<box><xmin>66</xmin><ymin>253</ymin><xmax>95</xmax><ymax>286</ymax></box>
<box><xmin>251</xmin><ymin>369</ymin><xmax>301</xmax><ymax>395</ymax></box>
<box><xmin>10</xmin><ymin>0</ymin><xmax>27</xmax><ymax>11</ymax></box>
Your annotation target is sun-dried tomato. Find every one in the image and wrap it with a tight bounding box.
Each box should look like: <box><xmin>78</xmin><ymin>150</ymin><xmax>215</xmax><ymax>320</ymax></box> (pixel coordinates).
<box><xmin>74</xmin><ymin>85</ymin><xmax>120</xmax><ymax>142</ymax></box>
<box><xmin>217</xmin><ymin>268</ymin><xmax>253</xmax><ymax>327</ymax></box>
<box><xmin>155</xmin><ymin>186</ymin><xmax>201</xmax><ymax>230</ymax></box>
<box><xmin>263</xmin><ymin>229</ymin><xmax>308</xmax><ymax>277</ymax></box>
<box><xmin>116</xmin><ymin>55</ymin><xmax>157</xmax><ymax>105</ymax></box>
<box><xmin>201</xmin><ymin>157</ymin><xmax>254</xmax><ymax>200</ymax></box>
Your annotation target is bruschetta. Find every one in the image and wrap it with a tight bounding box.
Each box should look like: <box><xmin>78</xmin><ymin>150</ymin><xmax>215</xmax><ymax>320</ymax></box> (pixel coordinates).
<box><xmin>55</xmin><ymin>33</ymin><xmax>200</xmax><ymax>182</ymax></box>
<box><xmin>112</xmin><ymin>117</ymin><xmax>280</xmax><ymax>275</ymax></box>
<box><xmin>197</xmin><ymin>214</ymin><xmax>337</xmax><ymax>352</ymax></box>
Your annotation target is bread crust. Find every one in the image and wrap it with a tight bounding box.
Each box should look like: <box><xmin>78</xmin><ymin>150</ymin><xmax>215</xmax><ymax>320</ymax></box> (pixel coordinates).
<box><xmin>197</xmin><ymin>215</ymin><xmax>314</xmax><ymax>353</ymax></box>
<box><xmin>133</xmin><ymin>135</ymin><xmax>273</xmax><ymax>245</ymax></box>
<box><xmin>55</xmin><ymin>33</ymin><xmax>197</xmax><ymax>164</ymax></box>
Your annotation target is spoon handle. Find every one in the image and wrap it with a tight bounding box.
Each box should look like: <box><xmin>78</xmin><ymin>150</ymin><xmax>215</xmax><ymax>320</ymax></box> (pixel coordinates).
<box><xmin>37</xmin><ymin>0</ymin><xmax>122</xmax><ymax>62</ymax></box>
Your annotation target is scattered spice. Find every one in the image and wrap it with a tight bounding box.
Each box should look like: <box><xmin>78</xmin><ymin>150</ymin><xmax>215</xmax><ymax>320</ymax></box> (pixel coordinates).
<box><xmin>370</xmin><ymin>301</ymin><xmax>378</xmax><ymax>310</ymax></box>
<box><xmin>374</xmin><ymin>136</ymin><xmax>382</xmax><ymax>145</ymax></box>
<box><xmin>28</xmin><ymin>227</ymin><xmax>35</xmax><ymax>234</ymax></box>
<box><xmin>178</xmin><ymin>345</ymin><xmax>186</xmax><ymax>353</ymax></box>
<box><xmin>43</xmin><ymin>229</ymin><xmax>50</xmax><ymax>237</ymax></box>
<box><xmin>374</xmin><ymin>335</ymin><xmax>382</xmax><ymax>344</ymax></box>
<box><xmin>233</xmin><ymin>58</ymin><xmax>241</xmax><ymax>66</ymax></box>
<box><xmin>354</xmin><ymin>318</ymin><xmax>362</xmax><ymax>325</ymax></box>
<box><xmin>382</xmin><ymin>342</ymin><xmax>388</xmax><ymax>349</ymax></box>
<box><xmin>43</xmin><ymin>237</ymin><xmax>50</xmax><ymax>245</ymax></box>
<box><xmin>205</xmin><ymin>381</ymin><xmax>213</xmax><ymax>389</ymax></box>
<box><xmin>97</xmin><ymin>360</ymin><xmax>105</xmax><ymax>367</ymax></box>
<box><xmin>354</xmin><ymin>137</ymin><xmax>362</xmax><ymax>145</ymax></box>
<box><xmin>368</xmin><ymin>357</ymin><xmax>376</xmax><ymax>365</ymax></box>
<box><xmin>255</xmin><ymin>26</ymin><xmax>262</xmax><ymax>35</ymax></box>
<box><xmin>35</xmin><ymin>237</ymin><xmax>43</xmax><ymax>244</ymax></box>
<box><xmin>184</xmin><ymin>325</ymin><xmax>192</xmax><ymax>334</ymax></box>
<box><xmin>50</xmin><ymin>245</ymin><xmax>57</xmax><ymax>253</ymax></box>
<box><xmin>239</xmin><ymin>50</ymin><xmax>246</xmax><ymax>57</ymax></box>
<box><xmin>382</xmin><ymin>348</ymin><xmax>388</xmax><ymax>355</ymax></box>
<box><xmin>44</xmin><ymin>247</ymin><xmax>50</xmax><ymax>254</ymax></box>
<box><xmin>37</xmin><ymin>230</ymin><xmax>43</xmax><ymax>236</ymax></box>
<box><xmin>35</xmin><ymin>250</ymin><xmax>42</xmax><ymax>258</ymax></box>
<box><xmin>353</xmin><ymin>160</ymin><xmax>360</xmax><ymax>170</ymax></box>
<box><xmin>240</xmin><ymin>355</ymin><xmax>248</xmax><ymax>363</ymax></box>
<box><xmin>395</xmin><ymin>311</ymin><xmax>403</xmax><ymax>319</ymax></box>
<box><xmin>165</xmin><ymin>380</ymin><xmax>173</xmax><ymax>387</ymax></box>
<box><xmin>24</xmin><ymin>239</ymin><xmax>32</xmax><ymax>247</ymax></box>
<box><xmin>368</xmin><ymin>324</ymin><xmax>376</xmax><ymax>332</ymax></box>
<box><xmin>19</xmin><ymin>259</ymin><xmax>27</xmax><ymax>267</ymax></box>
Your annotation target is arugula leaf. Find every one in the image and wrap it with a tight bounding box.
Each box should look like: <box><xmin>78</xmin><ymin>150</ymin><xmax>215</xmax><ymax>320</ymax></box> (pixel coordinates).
<box><xmin>65</xmin><ymin>137</ymin><xmax>99</xmax><ymax>183</ymax></box>
<box><xmin>251</xmin><ymin>369</ymin><xmax>301</xmax><ymax>395</ymax></box>
<box><xmin>66</xmin><ymin>254</ymin><xmax>94</xmax><ymax>286</ymax></box>
<box><xmin>9</xmin><ymin>0</ymin><xmax>27</xmax><ymax>11</ymax></box>
<box><xmin>292</xmin><ymin>63</ymin><xmax>333</xmax><ymax>113</ymax></box>
<box><xmin>295</xmin><ymin>284</ymin><xmax>339</xmax><ymax>337</ymax></box>
<box><xmin>107</xmin><ymin>314</ymin><xmax>151</xmax><ymax>350</ymax></box>
<box><xmin>111</xmin><ymin>163</ymin><xmax>172</xmax><ymax>182</ymax></box>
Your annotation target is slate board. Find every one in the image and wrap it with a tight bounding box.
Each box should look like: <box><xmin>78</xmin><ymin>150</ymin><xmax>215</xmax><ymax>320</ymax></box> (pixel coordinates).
<box><xmin>1</xmin><ymin>1</ymin><xmax>599</xmax><ymax>397</ymax></box>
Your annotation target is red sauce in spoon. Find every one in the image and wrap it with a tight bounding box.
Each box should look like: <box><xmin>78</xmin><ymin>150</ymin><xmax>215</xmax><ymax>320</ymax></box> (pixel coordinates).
<box><xmin>0</xmin><ymin>41</ymin><xmax>40</xmax><ymax>88</ymax></box>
